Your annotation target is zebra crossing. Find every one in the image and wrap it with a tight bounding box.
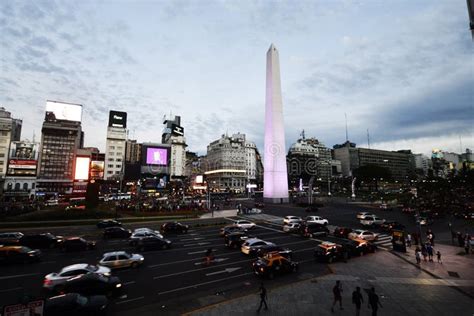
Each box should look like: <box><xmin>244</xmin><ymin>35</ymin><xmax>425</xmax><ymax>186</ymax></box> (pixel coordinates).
<box><xmin>374</xmin><ymin>234</ymin><xmax>392</xmax><ymax>249</ymax></box>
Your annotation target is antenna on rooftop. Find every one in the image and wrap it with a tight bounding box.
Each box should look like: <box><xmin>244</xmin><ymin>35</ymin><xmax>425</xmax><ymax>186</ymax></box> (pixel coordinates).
<box><xmin>344</xmin><ymin>113</ymin><xmax>349</xmax><ymax>142</ymax></box>
<box><xmin>459</xmin><ymin>135</ymin><xmax>463</xmax><ymax>153</ymax></box>
<box><xmin>367</xmin><ymin>129</ymin><xmax>370</xmax><ymax>149</ymax></box>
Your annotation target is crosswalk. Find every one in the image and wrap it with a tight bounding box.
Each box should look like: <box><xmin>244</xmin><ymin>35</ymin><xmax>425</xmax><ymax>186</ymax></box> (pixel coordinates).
<box><xmin>374</xmin><ymin>234</ymin><xmax>392</xmax><ymax>249</ymax></box>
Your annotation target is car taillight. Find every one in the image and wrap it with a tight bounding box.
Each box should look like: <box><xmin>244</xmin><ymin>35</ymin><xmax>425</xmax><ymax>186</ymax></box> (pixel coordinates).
<box><xmin>43</xmin><ymin>279</ymin><xmax>52</xmax><ymax>286</ymax></box>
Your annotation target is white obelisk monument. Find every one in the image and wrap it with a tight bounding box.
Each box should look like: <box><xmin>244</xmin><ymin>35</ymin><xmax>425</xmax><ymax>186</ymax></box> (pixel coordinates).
<box><xmin>263</xmin><ymin>44</ymin><xmax>289</xmax><ymax>203</ymax></box>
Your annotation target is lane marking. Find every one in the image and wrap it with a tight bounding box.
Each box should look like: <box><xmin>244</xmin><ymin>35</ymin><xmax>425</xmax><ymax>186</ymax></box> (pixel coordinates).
<box><xmin>188</xmin><ymin>250</ymin><xmax>207</xmax><ymax>255</ymax></box>
<box><xmin>123</xmin><ymin>281</ymin><xmax>136</xmax><ymax>285</ymax></box>
<box><xmin>183</xmin><ymin>242</ymin><xmax>211</xmax><ymax>247</ymax></box>
<box><xmin>157</xmin><ymin>272</ymin><xmax>254</xmax><ymax>295</ymax></box>
<box><xmin>0</xmin><ymin>287</ymin><xmax>23</xmax><ymax>293</ymax></box>
<box><xmin>115</xmin><ymin>296</ymin><xmax>145</xmax><ymax>305</ymax></box>
<box><xmin>206</xmin><ymin>267</ymin><xmax>242</xmax><ymax>276</ymax></box>
<box><xmin>0</xmin><ymin>273</ymin><xmax>39</xmax><ymax>280</ymax></box>
<box><xmin>180</xmin><ymin>237</ymin><xmax>205</xmax><ymax>242</ymax></box>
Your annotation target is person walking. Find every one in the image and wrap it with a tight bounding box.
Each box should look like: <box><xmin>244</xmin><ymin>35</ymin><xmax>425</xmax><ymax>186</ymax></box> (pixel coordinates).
<box><xmin>436</xmin><ymin>250</ymin><xmax>442</xmax><ymax>263</ymax></box>
<box><xmin>406</xmin><ymin>233</ymin><xmax>412</xmax><ymax>248</ymax></box>
<box><xmin>421</xmin><ymin>244</ymin><xmax>428</xmax><ymax>262</ymax></box>
<box><xmin>352</xmin><ymin>286</ymin><xmax>364</xmax><ymax>316</ymax></box>
<box><xmin>368</xmin><ymin>287</ymin><xmax>383</xmax><ymax>316</ymax></box>
<box><xmin>256</xmin><ymin>283</ymin><xmax>268</xmax><ymax>313</ymax></box>
<box><xmin>426</xmin><ymin>243</ymin><xmax>434</xmax><ymax>262</ymax></box>
<box><xmin>331</xmin><ymin>280</ymin><xmax>343</xmax><ymax>312</ymax></box>
<box><xmin>415</xmin><ymin>247</ymin><xmax>421</xmax><ymax>264</ymax></box>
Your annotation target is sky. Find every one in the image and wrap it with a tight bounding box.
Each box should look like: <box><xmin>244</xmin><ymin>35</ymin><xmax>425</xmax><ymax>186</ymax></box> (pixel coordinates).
<box><xmin>0</xmin><ymin>0</ymin><xmax>473</xmax><ymax>157</ymax></box>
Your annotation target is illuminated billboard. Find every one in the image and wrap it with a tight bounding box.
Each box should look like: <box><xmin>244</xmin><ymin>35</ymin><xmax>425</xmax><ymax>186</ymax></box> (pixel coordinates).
<box><xmin>108</xmin><ymin>110</ymin><xmax>127</xmax><ymax>128</ymax></box>
<box><xmin>74</xmin><ymin>157</ymin><xmax>90</xmax><ymax>180</ymax></box>
<box><xmin>90</xmin><ymin>160</ymin><xmax>105</xmax><ymax>179</ymax></box>
<box><xmin>146</xmin><ymin>147</ymin><xmax>168</xmax><ymax>166</ymax></box>
<box><xmin>7</xmin><ymin>142</ymin><xmax>38</xmax><ymax>176</ymax></box>
<box><xmin>46</xmin><ymin>100</ymin><xmax>83</xmax><ymax>122</ymax></box>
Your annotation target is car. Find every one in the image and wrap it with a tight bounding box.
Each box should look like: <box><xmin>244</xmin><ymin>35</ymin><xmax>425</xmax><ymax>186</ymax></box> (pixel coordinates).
<box><xmin>255</xmin><ymin>244</ymin><xmax>293</xmax><ymax>259</ymax></box>
<box><xmin>135</xmin><ymin>236</ymin><xmax>172</xmax><ymax>251</ymax></box>
<box><xmin>133</xmin><ymin>228</ymin><xmax>162</xmax><ymax>235</ymax></box>
<box><xmin>45</xmin><ymin>199</ymin><xmax>59</xmax><ymax>206</ymax></box>
<box><xmin>241</xmin><ymin>238</ymin><xmax>275</xmax><ymax>255</ymax></box>
<box><xmin>379</xmin><ymin>203</ymin><xmax>393</xmax><ymax>210</ymax></box>
<box><xmin>252</xmin><ymin>252</ymin><xmax>298</xmax><ymax>279</ymax></box>
<box><xmin>380</xmin><ymin>221</ymin><xmax>406</xmax><ymax>233</ymax></box>
<box><xmin>465</xmin><ymin>213</ymin><xmax>474</xmax><ymax>220</ymax></box>
<box><xmin>96</xmin><ymin>220</ymin><xmax>122</xmax><ymax>229</ymax></box>
<box><xmin>220</xmin><ymin>225</ymin><xmax>246</xmax><ymax>237</ymax></box>
<box><xmin>416</xmin><ymin>216</ymin><xmax>433</xmax><ymax>226</ymax></box>
<box><xmin>356</xmin><ymin>212</ymin><xmax>373</xmax><ymax>220</ymax></box>
<box><xmin>62</xmin><ymin>273</ymin><xmax>122</xmax><ymax>297</ymax></box>
<box><xmin>20</xmin><ymin>233</ymin><xmax>63</xmax><ymax>249</ymax></box>
<box><xmin>360</xmin><ymin>215</ymin><xmax>386</xmax><ymax>227</ymax></box>
<box><xmin>299</xmin><ymin>222</ymin><xmax>329</xmax><ymax>238</ymax></box>
<box><xmin>314</xmin><ymin>242</ymin><xmax>349</xmax><ymax>263</ymax></box>
<box><xmin>224</xmin><ymin>232</ymin><xmax>250</xmax><ymax>249</ymax></box>
<box><xmin>234</xmin><ymin>220</ymin><xmax>256</xmax><ymax>230</ymax></box>
<box><xmin>129</xmin><ymin>230</ymin><xmax>163</xmax><ymax>246</ymax></box>
<box><xmin>282</xmin><ymin>222</ymin><xmax>301</xmax><ymax>233</ymax></box>
<box><xmin>160</xmin><ymin>222</ymin><xmax>189</xmax><ymax>234</ymax></box>
<box><xmin>283</xmin><ymin>216</ymin><xmax>303</xmax><ymax>225</ymax></box>
<box><xmin>348</xmin><ymin>229</ymin><xmax>378</xmax><ymax>241</ymax></box>
<box><xmin>305</xmin><ymin>216</ymin><xmax>328</xmax><ymax>225</ymax></box>
<box><xmin>0</xmin><ymin>232</ymin><xmax>24</xmax><ymax>245</ymax></box>
<box><xmin>60</xmin><ymin>237</ymin><xmax>96</xmax><ymax>252</ymax></box>
<box><xmin>99</xmin><ymin>251</ymin><xmax>144</xmax><ymax>269</ymax></box>
<box><xmin>305</xmin><ymin>205</ymin><xmax>319</xmax><ymax>212</ymax></box>
<box><xmin>0</xmin><ymin>245</ymin><xmax>41</xmax><ymax>264</ymax></box>
<box><xmin>43</xmin><ymin>264</ymin><xmax>111</xmax><ymax>291</ymax></box>
<box><xmin>45</xmin><ymin>293</ymin><xmax>108</xmax><ymax>316</ymax></box>
<box><xmin>333</xmin><ymin>227</ymin><xmax>353</xmax><ymax>238</ymax></box>
<box><xmin>321</xmin><ymin>236</ymin><xmax>376</xmax><ymax>257</ymax></box>
<box><xmin>103</xmin><ymin>227</ymin><xmax>131</xmax><ymax>239</ymax></box>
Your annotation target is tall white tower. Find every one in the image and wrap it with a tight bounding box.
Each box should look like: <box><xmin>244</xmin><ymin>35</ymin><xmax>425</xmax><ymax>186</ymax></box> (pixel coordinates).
<box><xmin>263</xmin><ymin>44</ymin><xmax>289</xmax><ymax>203</ymax></box>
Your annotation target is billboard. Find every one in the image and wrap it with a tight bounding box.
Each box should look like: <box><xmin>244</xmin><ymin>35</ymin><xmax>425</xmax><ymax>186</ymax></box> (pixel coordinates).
<box><xmin>46</xmin><ymin>100</ymin><xmax>82</xmax><ymax>122</ymax></box>
<box><xmin>90</xmin><ymin>160</ymin><xmax>104</xmax><ymax>179</ymax></box>
<box><xmin>7</xmin><ymin>142</ymin><xmax>38</xmax><ymax>176</ymax></box>
<box><xmin>146</xmin><ymin>147</ymin><xmax>168</xmax><ymax>166</ymax></box>
<box><xmin>108</xmin><ymin>110</ymin><xmax>127</xmax><ymax>128</ymax></box>
<box><xmin>10</xmin><ymin>142</ymin><xmax>38</xmax><ymax>160</ymax></box>
<box><xmin>74</xmin><ymin>157</ymin><xmax>90</xmax><ymax>180</ymax></box>
<box><xmin>171</xmin><ymin>124</ymin><xmax>184</xmax><ymax>136</ymax></box>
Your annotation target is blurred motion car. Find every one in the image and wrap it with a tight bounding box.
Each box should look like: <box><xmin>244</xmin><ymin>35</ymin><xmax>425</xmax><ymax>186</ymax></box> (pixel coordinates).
<box><xmin>0</xmin><ymin>245</ymin><xmax>41</xmax><ymax>264</ymax></box>
<box><xmin>99</xmin><ymin>251</ymin><xmax>144</xmax><ymax>269</ymax></box>
<box><xmin>103</xmin><ymin>227</ymin><xmax>131</xmax><ymax>239</ymax></box>
<box><xmin>96</xmin><ymin>220</ymin><xmax>122</xmax><ymax>229</ymax></box>
<box><xmin>160</xmin><ymin>222</ymin><xmax>189</xmax><ymax>234</ymax></box>
<box><xmin>60</xmin><ymin>237</ymin><xmax>96</xmax><ymax>252</ymax></box>
<box><xmin>252</xmin><ymin>252</ymin><xmax>298</xmax><ymax>279</ymax></box>
<box><xmin>20</xmin><ymin>233</ymin><xmax>63</xmax><ymax>249</ymax></box>
<box><xmin>61</xmin><ymin>273</ymin><xmax>122</xmax><ymax>297</ymax></box>
<box><xmin>282</xmin><ymin>222</ymin><xmax>301</xmax><ymax>233</ymax></box>
<box><xmin>0</xmin><ymin>232</ymin><xmax>24</xmax><ymax>245</ymax></box>
<box><xmin>241</xmin><ymin>238</ymin><xmax>275</xmax><ymax>255</ymax></box>
<box><xmin>135</xmin><ymin>236</ymin><xmax>171</xmax><ymax>251</ymax></box>
<box><xmin>348</xmin><ymin>229</ymin><xmax>378</xmax><ymax>241</ymax></box>
<box><xmin>43</xmin><ymin>264</ymin><xmax>111</xmax><ymax>291</ymax></box>
<box><xmin>45</xmin><ymin>293</ymin><xmax>108</xmax><ymax>316</ymax></box>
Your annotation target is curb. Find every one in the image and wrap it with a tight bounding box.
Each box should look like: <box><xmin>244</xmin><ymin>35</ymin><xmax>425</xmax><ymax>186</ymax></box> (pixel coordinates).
<box><xmin>388</xmin><ymin>250</ymin><xmax>474</xmax><ymax>300</ymax></box>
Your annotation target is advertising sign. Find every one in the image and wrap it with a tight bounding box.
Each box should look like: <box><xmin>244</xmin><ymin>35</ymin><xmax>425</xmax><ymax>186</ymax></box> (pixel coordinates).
<box><xmin>108</xmin><ymin>110</ymin><xmax>127</xmax><ymax>128</ymax></box>
<box><xmin>90</xmin><ymin>160</ymin><xmax>105</xmax><ymax>179</ymax></box>
<box><xmin>46</xmin><ymin>100</ymin><xmax>82</xmax><ymax>122</ymax></box>
<box><xmin>74</xmin><ymin>157</ymin><xmax>90</xmax><ymax>180</ymax></box>
<box><xmin>10</xmin><ymin>142</ymin><xmax>37</xmax><ymax>160</ymax></box>
<box><xmin>171</xmin><ymin>124</ymin><xmax>184</xmax><ymax>136</ymax></box>
<box><xmin>146</xmin><ymin>147</ymin><xmax>168</xmax><ymax>166</ymax></box>
<box><xmin>3</xmin><ymin>300</ymin><xmax>44</xmax><ymax>316</ymax></box>
<box><xmin>392</xmin><ymin>230</ymin><xmax>407</xmax><ymax>253</ymax></box>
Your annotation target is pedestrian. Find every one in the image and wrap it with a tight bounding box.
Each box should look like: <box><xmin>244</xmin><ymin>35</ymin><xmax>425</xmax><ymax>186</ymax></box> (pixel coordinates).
<box><xmin>256</xmin><ymin>282</ymin><xmax>268</xmax><ymax>313</ymax></box>
<box><xmin>436</xmin><ymin>250</ymin><xmax>442</xmax><ymax>263</ymax></box>
<box><xmin>464</xmin><ymin>242</ymin><xmax>470</xmax><ymax>255</ymax></box>
<box><xmin>368</xmin><ymin>287</ymin><xmax>383</xmax><ymax>316</ymax></box>
<box><xmin>426</xmin><ymin>243</ymin><xmax>433</xmax><ymax>262</ymax></box>
<box><xmin>421</xmin><ymin>244</ymin><xmax>428</xmax><ymax>262</ymax></box>
<box><xmin>352</xmin><ymin>286</ymin><xmax>364</xmax><ymax>316</ymax></box>
<box><xmin>406</xmin><ymin>233</ymin><xmax>412</xmax><ymax>248</ymax></box>
<box><xmin>331</xmin><ymin>280</ymin><xmax>343</xmax><ymax>312</ymax></box>
<box><xmin>457</xmin><ymin>232</ymin><xmax>464</xmax><ymax>247</ymax></box>
<box><xmin>415</xmin><ymin>247</ymin><xmax>421</xmax><ymax>264</ymax></box>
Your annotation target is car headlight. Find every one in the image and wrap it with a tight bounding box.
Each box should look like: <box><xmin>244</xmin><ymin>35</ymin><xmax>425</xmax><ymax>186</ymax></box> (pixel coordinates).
<box><xmin>104</xmin><ymin>272</ymin><xmax>111</xmax><ymax>277</ymax></box>
<box><xmin>139</xmin><ymin>257</ymin><xmax>144</xmax><ymax>261</ymax></box>
<box><xmin>116</xmin><ymin>283</ymin><xmax>122</xmax><ymax>288</ymax></box>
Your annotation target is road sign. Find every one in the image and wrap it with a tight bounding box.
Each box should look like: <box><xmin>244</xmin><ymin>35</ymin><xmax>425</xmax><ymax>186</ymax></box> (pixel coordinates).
<box><xmin>3</xmin><ymin>300</ymin><xmax>44</xmax><ymax>316</ymax></box>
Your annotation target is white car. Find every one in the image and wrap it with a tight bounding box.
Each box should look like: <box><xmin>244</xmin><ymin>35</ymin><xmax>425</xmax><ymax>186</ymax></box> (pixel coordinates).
<box><xmin>133</xmin><ymin>228</ymin><xmax>162</xmax><ymax>236</ymax></box>
<box><xmin>356</xmin><ymin>212</ymin><xmax>374</xmax><ymax>220</ymax></box>
<box><xmin>283</xmin><ymin>222</ymin><xmax>300</xmax><ymax>233</ymax></box>
<box><xmin>43</xmin><ymin>264</ymin><xmax>111</xmax><ymax>290</ymax></box>
<box><xmin>129</xmin><ymin>231</ymin><xmax>162</xmax><ymax>245</ymax></box>
<box><xmin>235</xmin><ymin>220</ymin><xmax>256</xmax><ymax>230</ymax></box>
<box><xmin>241</xmin><ymin>238</ymin><xmax>275</xmax><ymax>255</ymax></box>
<box><xmin>305</xmin><ymin>216</ymin><xmax>328</xmax><ymax>226</ymax></box>
<box><xmin>99</xmin><ymin>251</ymin><xmax>144</xmax><ymax>269</ymax></box>
<box><xmin>360</xmin><ymin>215</ymin><xmax>386</xmax><ymax>227</ymax></box>
<box><xmin>348</xmin><ymin>229</ymin><xmax>378</xmax><ymax>241</ymax></box>
<box><xmin>283</xmin><ymin>216</ymin><xmax>303</xmax><ymax>225</ymax></box>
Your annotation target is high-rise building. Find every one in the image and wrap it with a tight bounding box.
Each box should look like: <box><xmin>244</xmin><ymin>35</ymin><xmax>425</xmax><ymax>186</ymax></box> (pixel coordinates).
<box><xmin>414</xmin><ymin>154</ymin><xmax>431</xmax><ymax>176</ymax></box>
<box><xmin>162</xmin><ymin>115</ymin><xmax>187</xmax><ymax>179</ymax></box>
<box><xmin>125</xmin><ymin>139</ymin><xmax>141</xmax><ymax>164</ymax></box>
<box><xmin>36</xmin><ymin>101</ymin><xmax>83</xmax><ymax>195</ymax></box>
<box><xmin>104</xmin><ymin>110</ymin><xmax>127</xmax><ymax>180</ymax></box>
<box><xmin>263</xmin><ymin>44</ymin><xmax>289</xmax><ymax>203</ymax></box>
<box><xmin>0</xmin><ymin>108</ymin><xmax>22</xmax><ymax>185</ymax></box>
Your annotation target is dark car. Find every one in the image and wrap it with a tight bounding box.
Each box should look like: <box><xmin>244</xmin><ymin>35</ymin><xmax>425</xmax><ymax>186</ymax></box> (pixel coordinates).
<box><xmin>60</xmin><ymin>237</ymin><xmax>96</xmax><ymax>252</ymax></box>
<box><xmin>161</xmin><ymin>222</ymin><xmax>189</xmax><ymax>234</ymax></box>
<box><xmin>333</xmin><ymin>227</ymin><xmax>353</xmax><ymax>238</ymax></box>
<box><xmin>45</xmin><ymin>293</ymin><xmax>108</xmax><ymax>316</ymax></box>
<box><xmin>299</xmin><ymin>223</ymin><xmax>329</xmax><ymax>238</ymax></box>
<box><xmin>252</xmin><ymin>252</ymin><xmax>298</xmax><ymax>279</ymax></box>
<box><xmin>224</xmin><ymin>231</ymin><xmax>250</xmax><ymax>249</ymax></box>
<box><xmin>103</xmin><ymin>227</ymin><xmax>131</xmax><ymax>239</ymax></box>
<box><xmin>255</xmin><ymin>244</ymin><xmax>293</xmax><ymax>259</ymax></box>
<box><xmin>0</xmin><ymin>232</ymin><xmax>24</xmax><ymax>245</ymax></box>
<box><xmin>314</xmin><ymin>242</ymin><xmax>348</xmax><ymax>263</ymax></box>
<box><xmin>20</xmin><ymin>233</ymin><xmax>63</xmax><ymax>249</ymax></box>
<box><xmin>62</xmin><ymin>273</ymin><xmax>122</xmax><ymax>297</ymax></box>
<box><xmin>219</xmin><ymin>225</ymin><xmax>246</xmax><ymax>237</ymax></box>
<box><xmin>321</xmin><ymin>236</ymin><xmax>376</xmax><ymax>257</ymax></box>
<box><xmin>380</xmin><ymin>221</ymin><xmax>406</xmax><ymax>233</ymax></box>
<box><xmin>97</xmin><ymin>220</ymin><xmax>122</xmax><ymax>229</ymax></box>
<box><xmin>0</xmin><ymin>246</ymin><xmax>41</xmax><ymax>264</ymax></box>
<box><xmin>135</xmin><ymin>236</ymin><xmax>172</xmax><ymax>251</ymax></box>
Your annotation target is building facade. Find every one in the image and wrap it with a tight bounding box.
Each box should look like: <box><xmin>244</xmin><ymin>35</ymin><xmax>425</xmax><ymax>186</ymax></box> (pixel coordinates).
<box><xmin>104</xmin><ymin>110</ymin><xmax>127</xmax><ymax>180</ymax></box>
<box><xmin>162</xmin><ymin>115</ymin><xmax>187</xmax><ymax>179</ymax></box>
<box><xmin>0</xmin><ymin>108</ymin><xmax>22</xmax><ymax>186</ymax></box>
<box><xmin>125</xmin><ymin>139</ymin><xmax>141</xmax><ymax>164</ymax></box>
<box><xmin>414</xmin><ymin>154</ymin><xmax>431</xmax><ymax>176</ymax></box>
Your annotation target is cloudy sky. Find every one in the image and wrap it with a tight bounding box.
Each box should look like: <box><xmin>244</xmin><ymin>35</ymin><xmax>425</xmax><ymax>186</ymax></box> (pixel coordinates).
<box><xmin>0</xmin><ymin>0</ymin><xmax>472</xmax><ymax>156</ymax></box>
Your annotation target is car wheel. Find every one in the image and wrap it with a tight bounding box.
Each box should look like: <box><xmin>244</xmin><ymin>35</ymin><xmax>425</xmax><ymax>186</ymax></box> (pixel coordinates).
<box><xmin>131</xmin><ymin>262</ymin><xmax>138</xmax><ymax>269</ymax></box>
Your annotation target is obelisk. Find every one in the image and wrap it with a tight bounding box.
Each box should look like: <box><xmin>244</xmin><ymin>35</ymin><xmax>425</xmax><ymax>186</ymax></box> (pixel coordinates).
<box><xmin>263</xmin><ymin>44</ymin><xmax>289</xmax><ymax>203</ymax></box>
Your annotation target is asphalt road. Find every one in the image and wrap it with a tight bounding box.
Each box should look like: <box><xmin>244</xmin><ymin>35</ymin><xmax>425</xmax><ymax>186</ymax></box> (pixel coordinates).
<box><xmin>0</xmin><ymin>199</ymin><xmax>471</xmax><ymax>315</ymax></box>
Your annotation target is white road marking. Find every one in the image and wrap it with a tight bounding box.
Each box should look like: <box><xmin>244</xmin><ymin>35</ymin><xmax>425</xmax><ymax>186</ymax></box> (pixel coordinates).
<box><xmin>206</xmin><ymin>267</ymin><xmax>242</xmax><ymax>276</ymax></box>
<box><xmin>188</xmin><ymin>250</ymin><xmax>207</xmax><ymax>255</ymax></box>
<box><xmin>194</xmin><ymin>258</ymin><xmax>229</xmax><ymax>266</ymax></box>
<box><xmin>183</xmin><ymin>242</ymin><xmax>210</xmax><ymax>247</ymax></box>
<box><xmin>0</xmin><ymin>287</ymin><xmax>23</xmax><ymax>293</ymax></box>
<box><xmin>123</xmin><ymin>281</ymin><xmax>136</xmax><ymax>285</ymax></box>
<box><xmin>180</xmin><ymin>237</ymin><xmax>205</xmax><ymax>242</ymax></box>
<box><xmin>157</xmin><ymin>272</ymin><xmax>254</xmax><ymax>295</ymax></box>
<box><xmin>115</xmin><ymin>296</ymin><xmax>145</xmax><ymax>305</ymax></box>
<box><xmin>0</xmin><ymin>273</ymin><xmax>39</xmax><ymax>280</ymax></box>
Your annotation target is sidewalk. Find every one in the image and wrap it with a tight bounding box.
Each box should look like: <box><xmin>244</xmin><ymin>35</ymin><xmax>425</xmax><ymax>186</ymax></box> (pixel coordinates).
<box><xmin>185</xmin><ymin>248</ymin><xmax>474</xmax><ymax>316</ymax></box>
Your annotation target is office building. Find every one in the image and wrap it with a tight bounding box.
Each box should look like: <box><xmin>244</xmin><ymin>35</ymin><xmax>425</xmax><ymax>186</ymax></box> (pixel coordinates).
<box><xmin>125</xmin><ymin>139</ymin><xmax>141</xmax><ymax>164</ymax></box>
<box><xmin>162</xmin><ymin>115</ymin><xmax>187</xmax><ymax>179</ymax></box>
<box><xmin>104</xmin><ymin>110</ymin><xmax>127</xmax><ymax>180</ymax></box>
<box><xmin>0</xmin><ymin>108</ymin><xmax>22</xmax><ymax>186</ymax></box>
<box><xmin>414</xmin><ymin>154</ymin><xmax>431</xmax><ymax>176</ymax></box>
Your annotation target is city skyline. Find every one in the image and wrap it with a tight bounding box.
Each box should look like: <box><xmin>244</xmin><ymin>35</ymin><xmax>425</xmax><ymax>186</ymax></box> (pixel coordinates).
<box><xmin>1</xmin><ymin>1</ymin><xmax>472</xmax><ymax>156</ymax></box>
